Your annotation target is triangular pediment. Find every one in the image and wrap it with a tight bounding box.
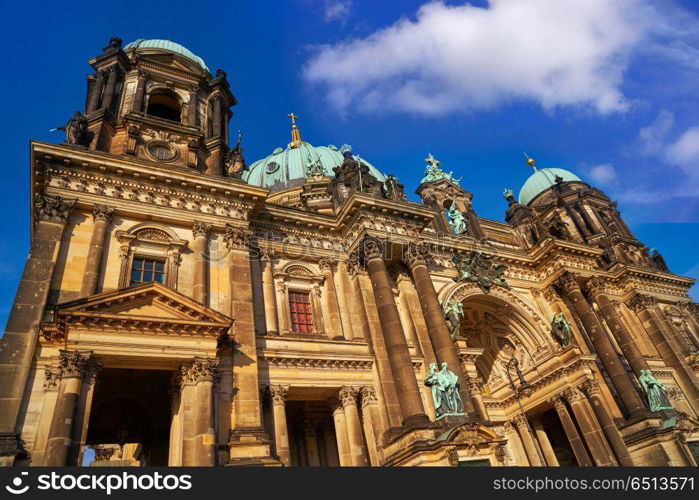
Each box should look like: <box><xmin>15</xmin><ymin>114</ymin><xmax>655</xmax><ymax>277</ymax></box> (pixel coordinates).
<box><xmin>57</xmin><ymin>282</ymin><xmax>231</xmax><ymax>325</ymax></box>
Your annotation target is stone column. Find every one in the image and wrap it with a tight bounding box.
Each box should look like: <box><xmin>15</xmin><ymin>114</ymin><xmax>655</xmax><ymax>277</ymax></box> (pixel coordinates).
<box><xmin>303</xmin><ymin>423</ymin><xmax>321</xmax><ymax>466</ymax></box>
<box><xmin>212</xmin><ymin>96</ymin><xmax>222</xmax><ymax>137</ymax></box>
<box><xmin>580</xmin><ymin>379</ymin><xmax>634</xmax><ymax>466</ymax></box>
<box><xmin>549</xmin><ymin>395</ymin><xmax>593</xmax><ymax>466</ymax></box>
<box><xmin>0</xmin><ymin>194</ymin><xmax>75</xmax><ymax>459</ymax></box>
<box><xmin>87</xmin><ymin>71</ymin><xmax>106</xmax><ymax>113</ymax></box>
<box><xmin>168</xmin><ymin>373</ymin><xmax>183</xmax><ymax>466</ymax></box>
<box><xmin>562</xmin><ymin>388</ymin><xmax>617</xmax><ymax>466</ymax></box>
<box><xmin>360</xmin><ymin>386</ymin><xmax>382</xmax><ymax>466</ymax></box>
<box><xmin>276</xmin><ymin>281</ymin><xmax>292</xmax><ymax>334</ymax></box>
<box><xmin>261</xmin><ymin>252</ymin><xmax>279</xmax><ymax>336</ymax></box>
<box><xmin>132</xmin><ymin>70</ymin><xmax>146</xmax><ymax>113</ymax></box>
<box><xmin>513</xmin><ymin>415</ymin><xmax>543</xmax><ymax>466</ymax></box>
<box><xmin>319</xmin><ymin>260</ymin><xmax>346</xmax><ymax>340</ymax></box>
<box><xmin>311</xmin><ymin>285</ymin><xmax>326</xmax><ymax>335</ymax></box>
<box><xmin>339</xmin><ymin>387</ymin><xmax>368</xmax><ymax>466</ymax></box>
<box><xmin>329</xmin><ymin>397</ymin><xmax>352</xmax><ymax>466</ymax></box>
<box><xmin>189</xmin><ymin>357</ymin><xmax>219</xmax><ymax>466</ymax></box>
<box><xmin>499</xmin><ymin>422</ymin><xmax>528</xmax><ymax>465</ymax></box>
<box><xmin>101</xmin><ymin>66</ymin><xmax>119</xmax><ymax>111</ymax></box>
<box><xmin>44</xmin><ymin>351</ymin><xmax>91</xmax><ymax>466</ymax></box>
<box><xmin>180</xmin><ymin>369</ymin><xmax>197</xmax><ymax>466</ymax></box>
<box><xmin>187</xmin><ymin>87</ymin><xmax>198</xmax><ymax>126</ymax></box>
<box><xmin>223</xmin><ymin>225</ymin><xmax>273</xmax><ymax>464</ymax></box>
<box><xmin>531</xmin><ymin>417</ymin><xmax>559</xmax><ymax>466</ymax></box>
<box><xmin>269</xmin><ymin>385</ymin><xmax>290</xmax><ymax>466</ymax></box>
<box><xmin>333</xmin><ymin>261</ymin><xmax>355</xmax><ymax>341</ymax></box>
<box><xmin>403</xmin><ymin>242</ymin><xmax>476</xmax><ymax>416</ymax></box>
<box><xmin>362</xmin><ymin>237</ymin><xmax>429</xmax><ymax>426</ymax></box>
<box><xmin>192</xmin><ymin>222</ymin><xmax>210</xmax><ymax>305</ymax></box>
<box><xmin>585</xmin><ymin>277</ymin><xmax>650</xmax><ymax>377</ymax></box>
<box><xmin>80</xmin><ymin>205</ymin><xmax>114</xmax><ymax>297</ymax></box>
<box><xmin>68</xmin><ymin>359</ymin><xmax>102</xmax><ymax>466</ymax></box>
<box><xmin>555</xmin><ymin>272</ymin><xmax>646</xmax><ymax>416</ymax></box>
<box><xmin>320</xmin><ymin>423</ymin><xmax>340</xmax><ymax>466</ymax></box>
<box><xmin>465</xmin><ymin>376</ymin><xmax>490</xmax><ymax>422</ymax></box>
<box><xmin>627</xmin><ymin>294</ymin><xmax>699</xmax><ymax>414</ymax></box>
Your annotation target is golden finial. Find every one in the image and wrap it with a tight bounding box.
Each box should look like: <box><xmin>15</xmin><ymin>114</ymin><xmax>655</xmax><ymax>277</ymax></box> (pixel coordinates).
<box><xmin>288</xmin><ymin>112</ymin><xmax>305</xmax><ymax>149</ymax></box>
<box><xmin>524</xmin><ymin>152</ymin><xmax>537</xmax><ymax>171</ymax></box>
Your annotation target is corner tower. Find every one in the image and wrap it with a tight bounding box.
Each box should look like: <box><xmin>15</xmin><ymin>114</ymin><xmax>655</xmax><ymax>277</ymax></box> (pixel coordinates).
<box><xmin>83</xmin><ymin>37</ymin><xmax>236</xmax><ymax>175</ymax></box>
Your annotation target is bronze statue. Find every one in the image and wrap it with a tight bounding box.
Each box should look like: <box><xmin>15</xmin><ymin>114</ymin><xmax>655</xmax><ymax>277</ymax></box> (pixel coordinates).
<box><xmin>442</xmin><ymin>299</ymin><xmax>464</xmax><ymax>339</ymax></box>
<box><xmin>651</xmin><ymin>248</ymin><xmax>669</xmax><ymax>272</ymax></box>
<box><xmin>424</xmin><ymin>362</ymin><xmax>464</xmax><ymax>418</ymax></box>
<box><xmin>225</xmin><ymin>130</ymin><xmax>248</xmax><ymax>179</ymax></box>
<box><xmin>638</xmin><ymin>370</ymin><xmax>673</xmax><ymax>412</ymax></box>
<box><xmin>54</xmin><ymin>111</ymin><xmax>94</xmax><ymax>148</ymax></box>
<box><xmin>383</xmin><ymin>174</ymin><xmax>406</xmax><ymax>201</ymax></box>
<box><xmin>453</xmin><ymin>251</ymin><xmax>509</xmax><ymax>293</ymax></box>
<box><xmin>551</xmin><ymin>312</ymin><xmax>573</xmax><ymax>347</ymax></box>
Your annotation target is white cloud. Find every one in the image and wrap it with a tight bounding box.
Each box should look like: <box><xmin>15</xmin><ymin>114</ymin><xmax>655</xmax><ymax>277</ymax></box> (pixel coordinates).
<box><xmin>303</xmin><ymin>0</ymin><xmax>651</xmax><ymax>115</ymax></box>
<box><xmin>588</xmin><ymin>163</ymin><xmax>618</xmax><ymax>185</ymax></box>
<box><xmin>638</xmin><ymin>110</ymin><xmax>674</xmax><ymax>155</ymax></box>
<box><xmin>666</xmin><ymin>127</ymin><xmax>699</xmax><ymax>171</ymax></box>
<box><xmin>320</xmin><ymin>0</ymin><xmax>352</xmax><ymax>23</ymax></box>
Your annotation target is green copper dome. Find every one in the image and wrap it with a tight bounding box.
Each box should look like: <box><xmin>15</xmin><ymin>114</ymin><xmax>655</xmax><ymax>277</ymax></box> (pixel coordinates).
<box><xmin>124</xmin><ymin>39</ymin><xmax>209</xmax><ymax>72</ymax></box>
<box><xmin>519</xmin><ymin>168</ymin><xmax>583</xmax><ymax>205</ymax></box>
<box><xmin>244</xmin><ymin>142</ymin><xmax>386</xmax><ymax>191</ymax></box>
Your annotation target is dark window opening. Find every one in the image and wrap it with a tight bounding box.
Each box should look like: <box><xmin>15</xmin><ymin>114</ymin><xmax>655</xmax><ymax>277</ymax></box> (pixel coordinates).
<box><xmin>130</xmin><ymin>258</ymin><xmax>165</xmax><ymax>286</ymax></box>
<box><xmin>146</xmin><ymin>91</ymin><xmax>181</xmax><ymax>122</ymax></box>
<box><xmin>289</xmin><ymin>291</ymin><xmax>313</xmax><ymax>334</ymax></box>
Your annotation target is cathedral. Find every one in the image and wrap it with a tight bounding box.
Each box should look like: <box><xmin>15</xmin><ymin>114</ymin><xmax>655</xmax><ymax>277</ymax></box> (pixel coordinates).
<box><xmin>0</xmin><ymin>37</ymin><xmax>697</xmax><ymax>467</ymax></box>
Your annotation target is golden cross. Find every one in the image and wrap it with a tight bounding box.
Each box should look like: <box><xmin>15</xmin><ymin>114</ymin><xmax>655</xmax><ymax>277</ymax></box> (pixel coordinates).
<box><xmin>287</xmin><ymin>112</ymin><xmax>299</xmax><ymax>126</ymax></box>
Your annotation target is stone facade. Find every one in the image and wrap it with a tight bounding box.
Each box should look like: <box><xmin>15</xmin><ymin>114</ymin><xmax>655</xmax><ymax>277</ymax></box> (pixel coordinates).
<box><xmin>0</xmin><ymin>37</ymin><xmax>698</xmax><ymax>467</ymax></box>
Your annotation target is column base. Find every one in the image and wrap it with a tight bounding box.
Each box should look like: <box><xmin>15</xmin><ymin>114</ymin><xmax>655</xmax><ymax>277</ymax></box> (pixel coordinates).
<box><xmin>227</xmin><ymin>427</ymin><xmax>282</xmax><ymax>467</ymax></box>
<box><xmin>0</xmin><ymin>434</ymin><xmax>22</xmax><ymax>466</ymax></box>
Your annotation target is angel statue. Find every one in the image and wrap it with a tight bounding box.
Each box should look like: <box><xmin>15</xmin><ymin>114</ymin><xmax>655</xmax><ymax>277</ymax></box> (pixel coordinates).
<box><xmin>446</xmin><ymin>204</ymin><xmax>469</xmax><ymax>235</ymax></box>
<box><xmin>225</xmin><ymin>130</ymin><xmax>248</xmax><ymax>179</ymax></box>
<box><xmin>551</xmin><ymin>312</ymin><xmax>573</xmax><ymax>348</ymax></box>
<box><xmin>638</xmin><ymin>370</ymin><xmax>673</xmax><ymax>412</ymax></box>
<box><xmin>53</xmin><ymin>111</ymin><xmax>94</xmax><ymax>148</ymax></box>
<box><xmin>442</xmin><ymin>299</ymin><xmax>464</xmax><ymax>339</ymax></box>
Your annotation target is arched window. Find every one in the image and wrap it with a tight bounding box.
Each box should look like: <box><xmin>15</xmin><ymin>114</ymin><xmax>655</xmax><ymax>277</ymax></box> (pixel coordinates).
<box><xmin>146</xmin><ymin>90</ymin><xmax>181</xmax><ymax>122</ymax></box>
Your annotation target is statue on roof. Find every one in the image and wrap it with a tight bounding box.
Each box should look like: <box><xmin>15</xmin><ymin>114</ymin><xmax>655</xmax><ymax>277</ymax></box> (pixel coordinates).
<box><xmin>305</xmin><ymin>153</ymin><xmax>327</xmax><ymax>177</ymax></box>
<box><xmin>446</xmin><ymin>203</ymin><xmax>469</xmax><ymax>235</ymax></box>
<box><xmin>225</xmin><ymin>130</ymin><xmax>248</xmax><ymax>179</ymax></box>
<box><xmin>383</xmin><ymin>174</ymin><xmax>406</xmax><ymax>201</ymax></box>
<box><xmin>419</xmin><ymin>153</ymin><xmax>461</xmax><ymax>186</ymax></box>
<box><xmin>54</xmin><ymin>111</ymin><xmax>94</xmax><ymax>148</ymax></box>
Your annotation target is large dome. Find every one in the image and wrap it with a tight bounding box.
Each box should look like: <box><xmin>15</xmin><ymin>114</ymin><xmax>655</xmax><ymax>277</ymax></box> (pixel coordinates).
<box><xmin>244</xmin><ymin>142</ymin><xmax>386</xmax><ymax>191</ymax></box>
<box><xmin>124</xmin><ymin>39</ymin><xmax>209</xmax><ymax>72</ymax></box>
<box><xmin>519</xmin><ymin>168</ymin><xmax>583</xmax><ymax>205</ymax></box>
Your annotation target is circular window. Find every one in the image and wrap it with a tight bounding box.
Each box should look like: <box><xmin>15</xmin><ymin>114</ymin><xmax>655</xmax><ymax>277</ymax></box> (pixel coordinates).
<box><xmin>266</xmin><ymin>161</ymin><xmax>280</xmax><ymax>174</ymax></box>
<box><xmin>148</xmin><ymin>143</ymin><xmax>176</xmax><ymax>161</ymax></box>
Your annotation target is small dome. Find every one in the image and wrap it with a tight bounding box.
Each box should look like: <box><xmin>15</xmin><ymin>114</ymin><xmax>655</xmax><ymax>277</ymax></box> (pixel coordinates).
<box><xmin>124</xmin><ymin>39</ymin><xmax>209</xmax><ymax>72</ymax></box>
<box><xmin>244</xmin><ymin>142</ymin><xmax>386</xmax><ymax>191</ymax></box>
<box><xmin>519</xmin><ymin>168</ymin><xmax>583</xmax><ymax>205</ymax></box>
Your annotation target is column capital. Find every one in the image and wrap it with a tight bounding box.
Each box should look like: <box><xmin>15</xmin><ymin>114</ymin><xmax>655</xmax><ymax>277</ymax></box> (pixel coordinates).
<box><xmin>562</xmin><ymin>387</ymin><xmax>585</xmax><ymax>403</ymax></box>
<box><xmin>360</xmin><ymin>235</ymin><xmax>385</xmax><ymax>262</ymax></box>
<box><xmin>85</xmin><ymin>359</ymin><xmax>103</xmax><ymax>385</ymax></box>
<box><xmin>512</xmin><ymin>414</ymin><xmax>529</xmax><ymax>431</ymax></box>
<box><xmin>181</xmin><ymin>356</ymin><xmax>220</xmax><ymax>384</ymax></box>
<box><xmin>345</xmin><ymin>251</ymin><xmax>362</xmax><ymax>277</ymax></box>
<box><xmin>223</xmin><ymin>224</ymin><xmax>252</xmax><ymax>250</ymax></box>
<box><xmin>57</xmin><ymin>350</ymin><xmax>92</xmax><ymax>379</ymax></box>
<box><xmin>402</xmin><ymin>242</ymin><xmax>430</xmax><ymax>270</ymax></box>
<box><xmin>626</xmin><ymin>293</ymin><xmax>657</xmax><ymax>313</ymax></box>
<box><xmin>192</xmin><ymin>221</ymin><xmax>211</xmax><ymax>239</ymax></box>
<box><xmin>584</xmin><ymin>276</ymin><xmax>608</xmax><ymax>297</ymax></box>
<box><xmin>359</xmin><ymin>386</ymin><xmax>378</xmax><ymax>408</ymax></box>
<box><xmin>92</xmin><ymin>205</ymin><xmax>115</xmax><ymax>223</ymax></box>
<box><xmin>541</xmin><ymin>286</ymin><xmax>559</xmax><ymax>303</ymax></box>
<box><xmin>318</xmin><ymin>259</ymin><xmax>336</xmax><ymax>273</ymax></box>
<box><xmin>579</xmin><ymin>379</ymin><xmax>602</xmax><ymax>397</ymax></box>
<box><xmin>35</xmin><ymin>193</ymin><xmax>76</xmax><ymax>224</ymax></box>
<box><xmin>328</xmin><ymin>396</ymin><xmax>344</xmax><ymax>414</ymax></box>
<box><xmin>339</xmin><ymin>386</ymin><xmax>359</xmax><ymax>407</ymax></box>
<box><xmin>465</xmin><ymin>376</ymin><xmax>484</xmax><ymax>394</ymax></box>
<box><xmin>554</xmin><ymin>272</ymin><xmax>580</xmax><ymax>294</ymax></box>
<box><xmin>548</xmin><ymin>395</ymin><xmax>566</xmax><ymax>411</ymax></box>
<box><xmin>269</xmin><ymin>385</ymin><xmax>288</xmax><ymax>406</ymax></box>
<box><xmin>44</xmin><ymin>366</ymin><xmax>61</xmax><ymax>391</ymax></box>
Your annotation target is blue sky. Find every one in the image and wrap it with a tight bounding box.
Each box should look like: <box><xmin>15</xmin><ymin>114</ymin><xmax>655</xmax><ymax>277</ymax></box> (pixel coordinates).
<box><xmin>0</xmin><ymin>0</ymin><xmax>698</xmax><ymax>333</ymax></box>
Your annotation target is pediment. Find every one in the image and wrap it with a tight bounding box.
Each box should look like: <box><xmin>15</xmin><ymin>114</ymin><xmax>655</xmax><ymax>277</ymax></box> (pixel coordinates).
<box><xmin>56</xmin><ymin>282</ymin><xmax>231</xmax><ymax>326</ymax></box>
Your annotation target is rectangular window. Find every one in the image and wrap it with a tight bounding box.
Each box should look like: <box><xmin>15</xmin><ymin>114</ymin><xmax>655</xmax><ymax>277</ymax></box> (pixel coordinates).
<box><xmin>130</xmin><ymin>257</ymin><xmax>165</xmax><ymax>286</ymax></box>
<box><xmin>289</xmin><ymin>291</ymin><xmax>313</xmax><ymax>334</ymax></box>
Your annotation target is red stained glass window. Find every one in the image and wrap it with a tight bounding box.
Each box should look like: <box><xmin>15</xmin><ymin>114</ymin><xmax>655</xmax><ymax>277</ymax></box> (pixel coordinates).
<box><xmin>289</xmin><ymin>291</ymin><xmax>313</xmax><ymax>334</ymax></box>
